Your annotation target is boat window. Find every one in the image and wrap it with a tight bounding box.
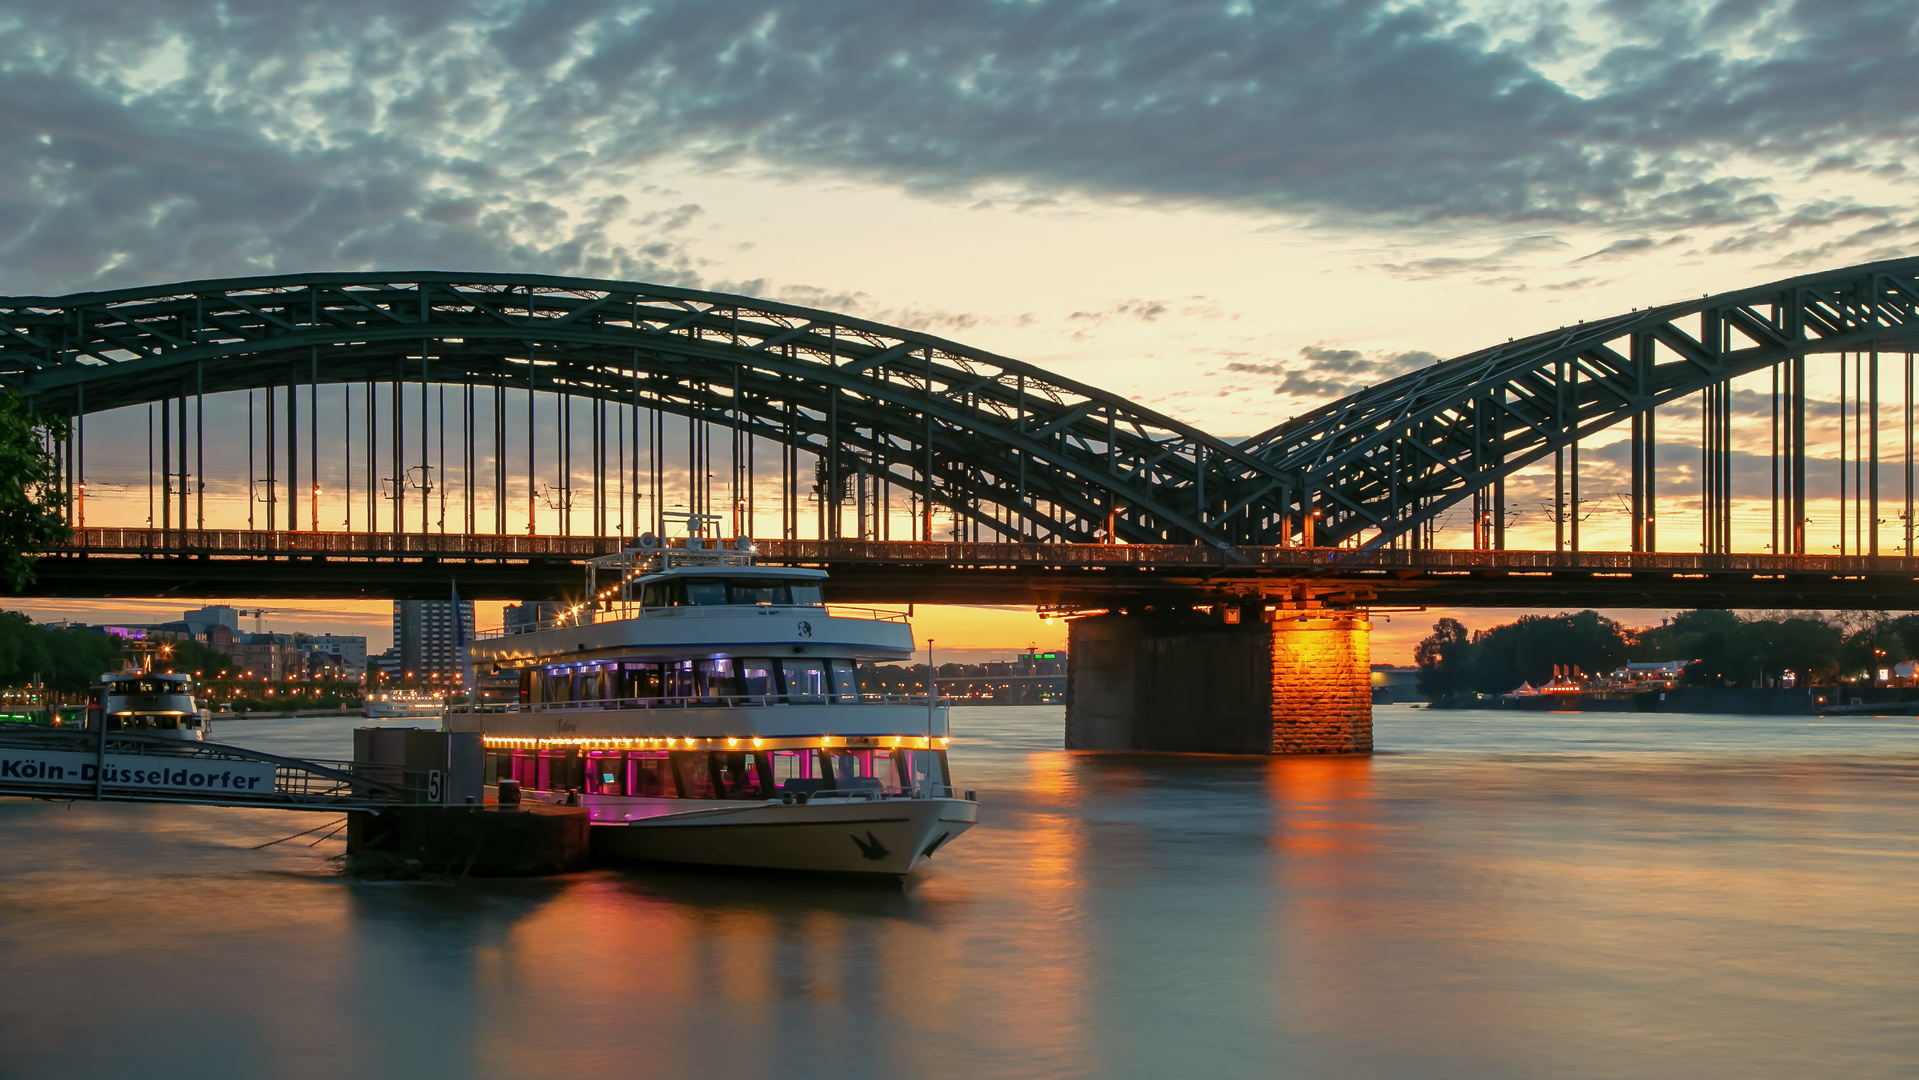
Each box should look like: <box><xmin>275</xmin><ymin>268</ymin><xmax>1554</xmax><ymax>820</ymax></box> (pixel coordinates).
<box><xmin>781</xmin><ymin>659</ymin><xmax>827</xmax><ymax>701</ymax></box>
<box><xmin>788</xmin><ymin>582</ymin><xmax>823</xmax><ymax>605</ymax></box>
<box><xmin>621</xmin><ymin>663</ymin><xmax>662</xmax><ymax>701</ymax></box>
<box><xmin>641</xmin><ymin>581</ymin><xmax>682</xmax><ymax>607</ymax></box>
<box><xmin>713</xmin><ymin>751</ymin><xmax>768</xmax><ymax>799</ymax></box>
<box><xmin>109</xmin><ymin>713</ymin><xmax>186</xmax><ymax>731</ymax></box>
<box><xmin>697</xmin><ymin>658</ymin><xmax>744</xmax><ymax>698</ymax></box>
<box><xmin>828</xmin><ymin>660</ymin><xmax>862</xmax><ymax>702</ymax></box>
<box><xmin>534</xmin><ymin>747</ymin><xmax>583</xmax><ymax>793</ymax></box>
<box><xmin>664</xmin><ymin>660</ymin><xmax>696</xmax><ymax>700</ymax></box>
<box><xmin>901</xmin><ymin>749</ymin><xmax>948</xmax><ymax>796</ymax></box>
<box><xmin>824</xmin><ymin>751</ymin><xmax>900</xmax><ymax>792</ymax></box>
<box><xmin>122</xmin><ymin>679</ymin><xmax>189</xmax><ymax>695</ymax></box>
<box><xmin>629</xmin><ymin>751</ymin><xmax>676</xmax><ymax>797</ymax></box>
<box><xmin>740</xmin><ymin>660</ymin><xmax>776</xmax><ymax>697</ymax></box>
<box><xmin>587</xmin><ymin>751</ymin><xmax>624</xmax><ymax>795</ymax></box>
<box><xmin>825</xmin><ymin>751</ymin><xmax>866</xmax><ymax>782</ymax></box>
<box><xmin>729</xmin><ymin>581</ymin><xmax>784</xmax><ymax>605</ymax></box>
<box><xmin>674</xmin><ymin>751</ymin><xmax>716</xmax><ymax>798</ymax></box>
<box><xmin>503</xmin><ymin>749</ymin><xmax>536</xmax><ymax>788</ymax></box>
<box><xmin>683</xmin><ymin>580</ymin><xmax>729</xmax><ymax>605</ymax></box>
<box><xmin>767</xmin><ymin>748</ymin><xmax>819</xmax><ymax>785</ymax></box>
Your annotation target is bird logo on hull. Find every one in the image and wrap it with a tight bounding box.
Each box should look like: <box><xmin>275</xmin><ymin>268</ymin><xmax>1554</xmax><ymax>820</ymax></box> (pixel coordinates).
<box><xmin>850</xmin><ymin>831</ymin><xmax>890</xmax><ymax>860</ymax></box>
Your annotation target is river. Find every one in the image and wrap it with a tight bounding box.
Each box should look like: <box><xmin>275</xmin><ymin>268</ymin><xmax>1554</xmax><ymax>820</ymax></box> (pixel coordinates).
<box><xmin>0</xmin><ymin>704</ymin><xmax>1913</xmax><ymax>1079</ymax></box>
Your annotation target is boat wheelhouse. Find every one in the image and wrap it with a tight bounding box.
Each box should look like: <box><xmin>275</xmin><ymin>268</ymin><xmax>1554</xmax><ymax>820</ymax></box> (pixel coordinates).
<box><xmin>88</xmin><ymin>671</ymin><xmax>210</xmax><ymax>740</ymax></box>
<box><xmin>446</xmin><ymin>537</ymin><xmax>976</xmax><ymax>878</ymax></box>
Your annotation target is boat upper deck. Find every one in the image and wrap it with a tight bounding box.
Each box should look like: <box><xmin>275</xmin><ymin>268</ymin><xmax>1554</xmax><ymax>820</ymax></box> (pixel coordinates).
<box><xmin>471</xmin><ymin>541</ymin><xmax>917</xmax><ymax>667</ymax></box>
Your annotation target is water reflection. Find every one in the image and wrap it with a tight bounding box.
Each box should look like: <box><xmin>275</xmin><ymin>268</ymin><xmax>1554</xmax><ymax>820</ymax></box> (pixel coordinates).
<box><xmin>0</xmin><ymin>708</ymin><xmax>1913</xmax><ymax>1079</ymax></box>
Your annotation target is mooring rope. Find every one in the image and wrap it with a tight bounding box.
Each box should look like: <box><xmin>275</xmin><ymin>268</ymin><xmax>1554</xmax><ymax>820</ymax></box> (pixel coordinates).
<box><xmin>251</xmin><ymin>817</ymin><xmax>347</xmax><ymax>849</ymax></box>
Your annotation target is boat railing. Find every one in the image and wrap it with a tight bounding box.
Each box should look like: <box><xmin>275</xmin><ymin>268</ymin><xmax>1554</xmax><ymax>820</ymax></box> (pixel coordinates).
<box><xmin>473</xmin><ymin>602</ymin><xmax>909</xmax><ymax>639</ymax></box>
<box><xmin>824</xmin><ymin>605</ymin><xmax>911</xmax><ymax>623</ymax></box>
<box><xmin>790</xmin><ymin>784</ymin><xmax>976</xmax><ymax>803</ymax></box>
<box><xmin>449</xmin><ymin>691</ymin><xmax>946</xmax><ymax>713</ymax></box>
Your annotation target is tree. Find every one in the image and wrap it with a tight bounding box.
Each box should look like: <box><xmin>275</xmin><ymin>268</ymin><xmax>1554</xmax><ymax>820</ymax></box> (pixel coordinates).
<box><xmin>0</xmin><ymin>390</ymin><xmax>71</xmax><ymax>591</ymax></box>
<box><xmin>159</xmin><ymin>638</ymin><xmax>231</xmax><ymax>678</ymax></box>
<box><xmin>1638</xmin><ymin>610</ymin><xmax>1842</xmax><ymax>687</ymax></box>
<box><xmin>0</xmin><ymin>610</ymin><xmax>122</xmax><ymax>691</ymax></box>
<box><xmin>1413</xmin><ymin>617</ymin><xmax>1473</xmax><ymax>704</ymax></box>
<box><xmin>1465</xmin><ymin>610</ymin><xmax>1632</xmax><ymax>693</ymax></box>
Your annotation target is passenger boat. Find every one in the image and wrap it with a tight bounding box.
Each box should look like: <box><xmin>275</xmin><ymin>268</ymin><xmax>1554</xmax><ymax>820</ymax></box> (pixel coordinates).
<box><xmin>87</xmin><ymin>671</ymin><xmax>211</xmax><ymax>740</ymax></box>
<box><xmin>364</xmin><ymin>690</ymin><xmax>446</xmax><ymax>719</ymax></box>
<box><xmin>445</xmin><ymin>536</ymin><xmax>977</xmax><ymax>879</ymax></box>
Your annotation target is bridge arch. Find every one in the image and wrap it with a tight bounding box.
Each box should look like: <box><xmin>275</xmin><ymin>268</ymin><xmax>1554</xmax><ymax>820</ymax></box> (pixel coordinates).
<box><xmin>0</xmin><ymin>272</ymin><xmax>1286</xmax><ymax>545</ymax></box>
<box><xmin>6</xmin><ymin>260</ymin><xmax>1916</xmax><ymax>554</ymax></box>
<box><xmin>1245</xmin><ymin>256</ymin><xmax>1919</xmax><ymax>552</ymax></box>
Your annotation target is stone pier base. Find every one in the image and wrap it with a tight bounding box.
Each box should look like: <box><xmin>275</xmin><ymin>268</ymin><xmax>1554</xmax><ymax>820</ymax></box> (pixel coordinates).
<box><xmin>1065</xmin><ymin>609</ymin><xmax>1372</xmax><ymax>754</ymax></box>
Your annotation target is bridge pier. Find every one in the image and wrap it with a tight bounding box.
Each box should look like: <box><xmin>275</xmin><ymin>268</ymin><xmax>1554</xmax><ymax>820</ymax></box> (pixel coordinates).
<box><xmin>1064</xmin><ymin>608</ymin><xmax>1372</xmax><ymax>754</ymax></box>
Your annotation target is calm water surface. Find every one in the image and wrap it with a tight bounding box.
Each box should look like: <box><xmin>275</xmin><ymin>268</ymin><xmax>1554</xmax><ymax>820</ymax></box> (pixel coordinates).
<box><xmin>1</xmin><ymin>705</ymin><xmax>1914</xmax><ymax>1079</ymax></box>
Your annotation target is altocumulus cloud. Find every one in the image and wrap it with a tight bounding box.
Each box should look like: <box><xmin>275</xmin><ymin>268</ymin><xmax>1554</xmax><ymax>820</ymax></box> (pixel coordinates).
<box><xmin>1228</xmin><ymin>344</ymin><xmax>1439</xmax><ymax>397</ymax></box>
<box><xmin>2</xmin><ymin>0</ymin><xmax>1918</xmax><ymax>293</ymax></box>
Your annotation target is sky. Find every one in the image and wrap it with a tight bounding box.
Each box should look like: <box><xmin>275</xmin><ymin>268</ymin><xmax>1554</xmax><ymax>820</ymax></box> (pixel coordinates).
<box><xmin>6</xmin><ymin>0</ymin><xmax>1919</xmax><ymax>661</ymax></box>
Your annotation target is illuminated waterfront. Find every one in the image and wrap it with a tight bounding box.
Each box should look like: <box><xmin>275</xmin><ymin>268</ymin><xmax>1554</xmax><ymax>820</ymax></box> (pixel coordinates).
<box><xmin>1</xmin><ymin>705</ymin><xmax>1914</xmax><ymax>1079</ymax></box>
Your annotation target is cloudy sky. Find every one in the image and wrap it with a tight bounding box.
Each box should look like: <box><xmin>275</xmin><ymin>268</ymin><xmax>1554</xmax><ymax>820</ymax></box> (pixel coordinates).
<box><xmin>6</xmin><ymin>0</ymin><xmax>1918</xmax><ymax>657</ymax></box>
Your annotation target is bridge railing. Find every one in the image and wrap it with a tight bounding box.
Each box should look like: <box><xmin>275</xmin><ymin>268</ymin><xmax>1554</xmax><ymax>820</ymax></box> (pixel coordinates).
<box><xmin>44</xmin><ymin>527</ymin><xmax>1919</xmax><ymax>575</ymax></box>
<box><xmin>451</xmin><ymin>691</ymin><xmax>948</xmax><ymax>714</ymax></box>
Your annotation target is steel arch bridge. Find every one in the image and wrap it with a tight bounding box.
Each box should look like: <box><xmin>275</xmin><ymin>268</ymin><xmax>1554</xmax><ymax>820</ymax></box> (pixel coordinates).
<box><xmin>3</xmin><ymin>259</ymin><xmax>1918</xmax><ymax>554</ymax></box>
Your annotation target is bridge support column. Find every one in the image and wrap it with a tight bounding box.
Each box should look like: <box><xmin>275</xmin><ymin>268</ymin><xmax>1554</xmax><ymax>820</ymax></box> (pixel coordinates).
<box><xmin>1065</xmin><ymin>609</ymin><xmax>1372</xmax><ymax>754</ymax></box>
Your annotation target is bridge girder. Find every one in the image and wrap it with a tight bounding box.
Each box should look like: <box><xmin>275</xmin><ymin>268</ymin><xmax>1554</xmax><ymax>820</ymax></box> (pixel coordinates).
<box><xmin>0</xmin><ymin>272</ymin><xmax>1291</xmax><ymax>546</ymax></box>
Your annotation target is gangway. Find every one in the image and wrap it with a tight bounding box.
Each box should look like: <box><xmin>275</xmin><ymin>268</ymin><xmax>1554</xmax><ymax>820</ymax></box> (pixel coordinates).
<box><xmin>0</xmin><ymin>724</ymin><xmax>405</xmax><ymax>811</ymax></box>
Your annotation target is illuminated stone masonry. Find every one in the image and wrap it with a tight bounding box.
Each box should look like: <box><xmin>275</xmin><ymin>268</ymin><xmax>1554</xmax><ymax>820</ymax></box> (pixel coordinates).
<box><xmin>1267</xmin><ymin>611</ymin><xmax>1373</xmax><ymax>754</ymax></box>
<box><xmin>1064</xmin><ymin>609</ymin><xmax>1372</xmax><ymax>755</ymax></box>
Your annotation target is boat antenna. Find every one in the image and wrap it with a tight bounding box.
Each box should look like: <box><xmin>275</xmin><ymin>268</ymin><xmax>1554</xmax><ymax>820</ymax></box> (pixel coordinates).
<box><xmin>926</xmin><ymin>637</ymin><xmax>936</xmax><ymax>754</ymax></box>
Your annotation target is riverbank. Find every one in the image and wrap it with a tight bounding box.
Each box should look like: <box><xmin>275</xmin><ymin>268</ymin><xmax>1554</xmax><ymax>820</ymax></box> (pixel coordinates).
<box><xmin>1479</xmin><ymin>686</ymin><xmax>1919</xmax><ymax>715</ymax></box>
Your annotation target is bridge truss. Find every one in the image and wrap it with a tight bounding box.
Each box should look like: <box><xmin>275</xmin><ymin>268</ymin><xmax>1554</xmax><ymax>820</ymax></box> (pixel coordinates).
<box><xmin>0</xmin><ymin>272</ymin><xmax>1278</xmax><ymax>547</ymax></box>
<box><xmin>1243</xmin><ymin>256</ymin><xmax>1919</xmax><ymax>552</ymax></box>
<box><xmin>4</xmin><ymin>260</ymin><xmax>1919</xmax><ymax>557</ymax></box>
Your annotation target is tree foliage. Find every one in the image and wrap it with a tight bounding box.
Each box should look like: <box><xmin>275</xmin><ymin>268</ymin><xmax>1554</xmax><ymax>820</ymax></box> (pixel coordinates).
<box><xmin>1411</xmin><ymin>609</ymin><xmax>1899</xmax><ymax>704</ymax></box>
<box><xmin>1412</xmin><ymin>617</ymin><xmax>1473</xmax><ymax>703</ymax></box>
<box><xmin>0</xmin><ymin>610</ymin><xmax>122</xmax><ymax>691</ymax></box>
<box><xmin>0</xmin><ymin>390</ymin><xmax>72</xmax><ymax>591</ymax></box>
<box><xmin>159</xmin><ymin>638</ymin><xmax>233</xmax><ymax>678</ymax></box>
<box><xmin>1636</xmin><ymin>610</ymin><xmax>1844</xmax><ymax>686</ymax></box>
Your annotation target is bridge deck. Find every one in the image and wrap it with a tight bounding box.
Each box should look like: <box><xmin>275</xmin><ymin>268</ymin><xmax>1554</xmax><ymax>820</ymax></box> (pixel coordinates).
<box><xmin>24</xmin><ymin>528</ymin><xmax>1919</xmax><ymax>608</ymax></box>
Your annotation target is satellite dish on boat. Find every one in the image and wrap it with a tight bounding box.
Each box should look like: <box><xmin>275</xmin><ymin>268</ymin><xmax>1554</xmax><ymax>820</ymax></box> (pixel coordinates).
<box><xmin>686</xmin><ymin>536</ymin><xmax>704</xmax><ymax>551</ymax></box>
<box><xmin>734</xmin><ymin>536</ymin><xmax>752</xmax><ymax>551</ymax></box>
<box><xmin>638</xmin><ymin>533</ymin><xmax>658</xmax><ymax>550</ymax></box>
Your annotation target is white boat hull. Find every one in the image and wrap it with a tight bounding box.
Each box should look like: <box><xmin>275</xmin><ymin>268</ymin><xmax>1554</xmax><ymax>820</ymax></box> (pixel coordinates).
<box><xmin>364</xmin><ymin>702</ymin><xmax>444</xmax><ymax>719</ymax></box>
<box><xmin>590</xmin><ymin>795</ymin><xmax>977</xmax><ymax>878</ymax></box>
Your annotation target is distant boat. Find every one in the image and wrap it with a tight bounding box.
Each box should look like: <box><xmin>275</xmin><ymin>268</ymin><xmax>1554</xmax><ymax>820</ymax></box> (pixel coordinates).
<box><xmin>363</xmin><ymin>691</ymin><xmax>444</xmax><ymax>719</ymax></box>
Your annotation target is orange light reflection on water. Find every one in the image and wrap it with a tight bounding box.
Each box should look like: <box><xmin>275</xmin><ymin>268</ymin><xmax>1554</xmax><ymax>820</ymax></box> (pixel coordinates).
<box><xmin>1266</xmin><ymin>754</ymin><xmax>1378</xmax><ymax>856</ymax></box>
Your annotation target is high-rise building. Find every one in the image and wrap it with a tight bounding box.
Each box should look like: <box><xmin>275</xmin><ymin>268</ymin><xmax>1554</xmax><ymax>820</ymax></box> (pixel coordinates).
<box><xmin>304</xmin><ymin>634</ymin><xmax>369</xmax><ymax>673</ymax></box>
<box><xmin>391</xmin><ymin>600</ymin><xmax>476</xmax><ymax>678</ymax></box>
